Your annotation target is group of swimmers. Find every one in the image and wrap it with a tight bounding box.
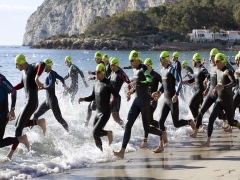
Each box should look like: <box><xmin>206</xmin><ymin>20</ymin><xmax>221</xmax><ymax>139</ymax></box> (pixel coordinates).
<box><xmin>0</xmin><ymin>49</ymin><xmax>240</xmax><ymax>160</ymax></box>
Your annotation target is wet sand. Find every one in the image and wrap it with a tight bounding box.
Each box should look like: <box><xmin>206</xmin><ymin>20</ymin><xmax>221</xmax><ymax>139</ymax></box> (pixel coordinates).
<box><xmin>34</xmin><ymin>129</ymin><xmax>240</xmax><ymax>180</ymax></box>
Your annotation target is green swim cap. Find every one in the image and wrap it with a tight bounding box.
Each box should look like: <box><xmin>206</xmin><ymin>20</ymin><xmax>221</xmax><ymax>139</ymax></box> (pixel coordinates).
<box><xmin>129</xmin><ymin>50</ymin><xmax>140</xmax><ymax>61</ymax></box>
<box><xmin>235</xmin><ymin>54</ymin><xmax>239</xmax><ymax>61</ymax></box>
<box><xmin>65</xmin><ymin>56</ymin><xmax>72</xmax><ymax>63</ymax></box>
<box><xmin>215</xmin><ymin>53</ymin><xmax>226</xmax><ymax>65</ymax></box>
<box><xmin>182</xmin><ymin>60</ymin><xmax>188</xmax><ymax>66</ymax></box>
<box><xmin>15</xmin><ymin>54</ymin><xmax>26</xmax><ymax>64</ymax></box>
<box><xmin>173</xmin><ymin>52</ymin><xmax>179</xmax><ymax>57</ymax></box>
<box><xmin>102</xmin><ymin>54</ymin><xmax>109</xmax><ymax>61</ymax></box>
<box><xmin>44</xmin><ymin>58</ymin><xmax>53</xmax><ymax>66</ymax></box>
<box><xmin>210</xmin><ymin>48</ymin><xmax>219</xmax><ymax>56</ymax></box>
<box><xmin>160</xmin><ymin>51</ymin><xmax>169</xmax><ymax>60</ymax></box>
<box><xmin>95</xmin><ymin>51</ymin><xmax>102</xmax><ymax>59</ymax></box>
<box><xmin>96</xmin><ymin>63</ymin><xmax>105</xmax><ymax>74</ymax></box>
<box><xmin>144</xmin><ymin>58</ymin><xmax>153</xmax><ymax>67</ymax></box>
<box><xmin>110</xmin><ymin>57</ymin><xmax>119</xmax><ymax>66</ymax></box>
<box><xmin>193</xmin><ymin>53</ymin><xmax>201</xmax><ymax>62</ymax></box>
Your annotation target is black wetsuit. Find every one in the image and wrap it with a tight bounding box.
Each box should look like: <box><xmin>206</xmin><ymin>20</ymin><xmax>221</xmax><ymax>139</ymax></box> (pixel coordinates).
<box><xmin>232</xmin><ymin>69</ymin><xmax>240</xmax><ymax>128</ymax></box>
<box><xmin>33</xmin><ymin>70</ymin><xmax>69</xmax><ymax>131</ymax></box>
<box><xmin>207</xmin><ymin>66</ymin><xmax>235</xmax><ymax>137</ymax></box>
<box><xmin>122</xmin><ymin>64</ymin><xmax>162</xmax><ymax>149</ymax></box>
<box><xmin>105</xmin><ymin>63</ymin><xmax>112</xmax><ymax>78</ymax></box>
<box><xmin>84</xmin><ymin>77</ymin><xmax>120</xmax><ymax>150</ymax></box>
<box><xmin>187</xmin><ymin>65</ymin><xmax>209</xmax><ymax>119</ymax></box>
<box><xmin>158</xmin><ymin>64</ymin><xmax>190</xmax><ymax>131</ymax></box>
<box><xmin>86</xmin><ymin>61</ymin><xmax>106</xmax><ymax>122</ymax></box>
<box><xmin>12</xmin><ymin>62</ymin><xmax>45</xmax><ymax>150</ymax></box>
<box><xmin>64</xmin><ymin>63</ymin><xmax>85</xmax><ymax>102</ymax></box>
<box><xmin>0</xmin><ymin>74</ymin><xmax>18</xmax><ymax>148</ymax></box>
<box><xmin>109</xmin><ymin>67</ymin><xmax>131</xmax><ymax>115</ymax></box>
<box><xmin>144</xmin><ymin>69</ymin><xmax>162</xmax><ymax>138</ymax></box>
<box><xmin>183</xmin><ymin>66</ymin><xmax>194</xmax><ymax>79</ymax></box>
<box><xmin>195</xmin><ymin>64</ymin><xmax>218</xmax><ymax>129</ymax></box>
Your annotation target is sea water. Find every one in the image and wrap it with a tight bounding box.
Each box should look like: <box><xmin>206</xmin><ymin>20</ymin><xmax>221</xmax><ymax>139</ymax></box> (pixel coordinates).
<box><xmin>0</xmin><ymin>46</ymin><xmax>238</xmax><ymax>179</ymax></box>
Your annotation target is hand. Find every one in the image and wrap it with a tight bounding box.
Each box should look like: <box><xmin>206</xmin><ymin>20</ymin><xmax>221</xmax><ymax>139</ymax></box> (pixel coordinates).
<box><xmin>84</xmin><ymin>82</ymin><xmax>89</xmax><ymax>87</ymax></box>
<box><xmin>212</xmin><ymin>89</ymin><xmax>217</xmax><ymax>95</ymax></box>
<box><xmin>128</xmin><ymin>81</ymin><xmax>136</xmax><ymax>89</ymax></box>
<box><xmin>182</xmin><ymin>80</ymin><xmax>188</xmax><ymax>85</ymax></box>
<box><xmin>62</xmin><ymin>84</ymin><xmax>67</xmax><ymax>88</ymax></box>
<box><xmin>88</xmin><ymin>77</ymin><xmax>94</xmax><ymax>81</ymax></box>
<box><xmin>126</xmin><ymin>91</ymin><xmax>133</xmax><ymax>101</ymax></box>
<box><xmin>215</xmin><ymin>84</ymin><xmax>224</xmax><ymax>91</ymax></box>
<box><xmin>88</xmin><ymin>71</ymin><xmax>92</xmax><ymax>75</ymax></box>
<box><xmin>8</xmin><ymin>110</ymin><xmax>16</xmax><ymax>121</ymax></box>
<box><xmin>172</xmin><ymin>95</ymin><xmax>178</xmax><ymax>103</ymax></box>
<box><xmin>235</xmin><ymin>72</ymin><xmax>240</xmax><ymax>77</ymax></box>
<box><xmin>152</xmin><ymin>91</ymin><xmax>161</xmax><ymax>101</ymax></box>
<box><xmin>35</xmin><ymin>78</ymin><xmax>44</xmax><ymax>88</ymax></box>
<box><xmin>202</xmin><ymin>90</ymin><xmax>208</xmax><ymax>97</ymax></box>
<box><xmin>203</xmin><ymin>78</ymin><xmax>208</xmax><ymax>87</ymax></box>
<box><xmin>78</xmin><ymin>98</ymin><xmax>84</xmax><ymax>104</ymax></box>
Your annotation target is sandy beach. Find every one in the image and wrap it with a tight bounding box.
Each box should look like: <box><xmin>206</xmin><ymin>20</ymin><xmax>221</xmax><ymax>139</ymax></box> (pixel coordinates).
<box><xmin>34</xmin><ymin>129</ymin><xmax>240</xmax><ymax>180</ymax></box>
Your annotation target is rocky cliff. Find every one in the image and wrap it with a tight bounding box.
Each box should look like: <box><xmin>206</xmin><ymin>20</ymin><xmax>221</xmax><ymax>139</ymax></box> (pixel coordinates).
<box><xmin>23</xmin><ymin>0</ymin><xmax>172</xmax><ymax>46</ymax></box>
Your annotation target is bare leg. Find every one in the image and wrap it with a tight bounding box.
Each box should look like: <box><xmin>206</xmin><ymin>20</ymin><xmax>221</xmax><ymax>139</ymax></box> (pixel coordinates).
<box><xmin>113</xmin><ymin>112</ymin><xmax>124</xmax><ymax>129</ymax></box>
<box><xmin>162</xmin><ymin>131</ymin><xmax>168</xmax><ymax>147</ymax></box>
<box><xmin>6</xmin><ymin>135</ymin><xmax>30</xmax><ymax>159</ymax></box>
<box><xmin>139</xmin><ymin>138</ymin><xmax>148</xmax><ymax>148</ymax></box>
<box><xmin>202</xmin><ymin>137</ymin><xmax>211</xmax><ymax>147</ymax></box>
<box><xmin>107</xmin><ymin>131</ymin><xmax>113</xmax><ymax>146</ymax></box>
<box><xmin>36</xmin><ymin>118</ymin><xmax>46</xmax><ymax>136</ymax></box>
<box><xmin>113</xmin><ymin>148</ymin><xmax>125</xmax><ymax>159</ymax></box>
<box><xmin>153</xmin><ymin>140</ymin><xmax>164</xmax><ymax>153</ymax></box>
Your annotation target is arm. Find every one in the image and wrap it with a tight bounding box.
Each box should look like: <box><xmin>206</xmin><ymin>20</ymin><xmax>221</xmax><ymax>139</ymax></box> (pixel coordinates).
<box><xmin>55</xmin><ymin>72</ymin><xmax>65</xmax><ymax>85</ymax></box>
<box><xmin>64</xmin><ymin>66</ymin><xmax>71</xmax><ymax>80</ymax></box>
<box><xmin>224</xmin><ymin>69</ymin><xmax>236</xmax><ymax>89</ymax></box>
<box><xmin>108</xmin><ymin>82</ymin><xmax>121</xmax><ymax>108</ymax></box>
<box><xmin>137</xmin><ymin>67</ymin><xmax>152</xmax><ymax>86</ymax></box>
<box><xmin>35</xmin><ymin>62</ymin><xmax>45</xmax><ymax>87</ymax></box>
<box><xmin>43</xmin><ymin>72</ymin><xmax>55</xmax><ymax>91</ymax></box>
<box><xmin>119</xmin><ymin>70</ymin><xmax>131</xmax><ymax>90</ymax></box>
<box><xmin>84</xmin><ymin>87</ymin><xmax>95</xmax><ymax>102</ymax></box>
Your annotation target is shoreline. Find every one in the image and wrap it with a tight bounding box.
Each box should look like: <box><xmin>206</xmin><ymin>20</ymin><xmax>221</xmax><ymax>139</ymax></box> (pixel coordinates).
<box><xmin>34</xmin><ymin>129</ymin><xmax>240</xmax><ymax>180</ymax></box>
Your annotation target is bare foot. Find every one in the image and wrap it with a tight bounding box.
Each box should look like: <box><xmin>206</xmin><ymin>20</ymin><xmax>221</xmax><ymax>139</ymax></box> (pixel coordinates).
<box><xmin>153</xmin><ymin>146</ymin><xmax>164</xmax><ymax>153</ymax></box>
<box><xmin>18</xmin><ymin>134</ymin><xmax>30</xmax><ymax>151</ymax></box>
<box><xmin>36</xmin><ymin>118</ymin><xmax>46</xmax><ymax>136</ymax></box>
<box><xmin>118</xmin><ymin>119</ymin><xmax>125</xmax><ymax>129</ymax></box>
<box><xmin>198</xmin><ymin>125</ymin><xmax>205</xmax><ymax>133</ymax></box>
<box><xmin>107</xmin><ymin>131</ymin><xmax>113</xmax><ymax>146</ymax></box>
<box><xmin>162</xmin><ymin>131</ymin><xmax>168</xmax><ymax>147</ymax></box>
<box><xmin>189</xmin><ymin>119</ymin><xmax>197</xmax><ymax>131</ymax></box>
<box><xmin>113</xmin><ymin>149</ymin><xmax>125</xmax><ymax>159</ymax></box>
<box><xmin>189</xmin><ymin>130</ymin><xmax>197</xmax><ymax>138</ymax></box>
<box><xmin>224</xmin><ymin>126</ymin><xmax>232</xmax><ymax>133</ymax></box>
<box><xmin>139</xmin><ymin>141</ymin><xmax>147</xmax><ymax>149</ymax></box>
<box><xmin>6</xmin><ymin>150</ymin><xmax>15</xmax><ymax>160</ymax></box>
<box><xmin>222</xmin><ymin>120</ymin><xmax>229</xmax><ymax>129</ymax></box>
<box><xmin>201</xmin><ymin>142</ymin><xmax>210</xmax><ymax>147</ymax></box>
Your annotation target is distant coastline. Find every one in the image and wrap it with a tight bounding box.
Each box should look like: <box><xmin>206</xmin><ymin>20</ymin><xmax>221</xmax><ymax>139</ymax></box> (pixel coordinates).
<box><xmin>30</xmin><ymin>38</ymin><xmax>240</xmax><ymax>52</ymax></box>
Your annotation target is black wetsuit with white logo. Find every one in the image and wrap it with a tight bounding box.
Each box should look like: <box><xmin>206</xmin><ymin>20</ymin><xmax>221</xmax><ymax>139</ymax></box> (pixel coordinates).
<box><xmin>207</xmin><ymin>66</ymin><xmax>235</xmax><ymax>137</ymax></box>
<box><xmin>122</xmin><ymin>64</ymin><xmax>162</xmax><ymax>149</ymax></box>
<box><xmin>84</xmin><ymin>77</ymin><xmax>120</xmax><ymax>150</ymax></box>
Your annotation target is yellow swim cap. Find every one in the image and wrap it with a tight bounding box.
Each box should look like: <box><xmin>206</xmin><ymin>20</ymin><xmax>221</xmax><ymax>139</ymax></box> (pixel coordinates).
<box><xmin>65</xmin><ymin>56</ymin><xmax>72</xmax><ymax>63</ymax></box>
<box><xmin>182</xmin><ymin>60</ymin><xmax>188</xmax><ymax>66</ymax></box>
<box><xmin>210</xmin><ymin>48</ymin><xmax>219</xmax><ymax>56</ymax></box>
<box><xmin>110</xmin><ymin>57</ymin><xmax>119</xmax><ymax>66</ymax></box>
<box><xmin>160</xmin><ymin>51</ymin><xmax>169</xmax><ymax>60</ymax></box>
<box><xmin>235</xmin><ymin>54</ymin><xmax>239</xmax><ymax>61</ymax></box>
<box><xmin>102</xmin><ymin>54</ymin><xmax>109</xmax><ymax>61</ymax></box>
<box><xmin>144</xmin><ymin>58</ymin><xmax>153</xmax><ymax>67</ymax></box>
<box><xmin>193</xmin><ymin>53</ymin><xmax>201</xmax><ymax>62</ymax></box>
<box><xmin>44</xmin><ymin>58</ymin><xmax>53</xmax><ymax>66</ymax></box>
<box><xmin>15</xmin><ymin>54</ymin><xmax>26</xmax><ymax>64</ymax></box>
<box><xmin>95</xmin><ymin>51</ymin><xmax>102</xmax><ymax>59</ymax></box>
<box><xmin>129</xmin><ymin>50</ymin><xmax>140</xmax><ymax>61</ymax></box>
<box><xmin>215</xmin><ymin>53</ymin><xmax>226</xmax><ymax>65</ymax></box>
<box><xmin>173</xmin><ymin>52</ymin><xmax>179</xmax><ymax>57</ymax></box>
<box><xmin>96</xmin><ymin>63</ymin><xmax>105</xmax><ymax>74</ymax></box>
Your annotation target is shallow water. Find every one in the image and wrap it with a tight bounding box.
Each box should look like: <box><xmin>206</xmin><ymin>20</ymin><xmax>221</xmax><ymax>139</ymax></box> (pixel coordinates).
<box><xmin>0</xmin><ymin>46</ymin><xmax>238</xmax><ymax>179</ymax></box>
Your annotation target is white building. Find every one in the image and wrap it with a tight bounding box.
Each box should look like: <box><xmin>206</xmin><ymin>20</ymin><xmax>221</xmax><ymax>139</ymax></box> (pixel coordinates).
<box><xmin>190</xmin><ymin>29</ymin><xmax>240</xmax><ymax>42</ymax></box>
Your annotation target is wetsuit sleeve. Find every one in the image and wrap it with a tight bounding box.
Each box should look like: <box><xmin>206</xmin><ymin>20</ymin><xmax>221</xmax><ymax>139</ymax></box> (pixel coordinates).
<box><xmin>224</xmin><ymin>69</ymin><xmax>236</xmax><ymax>89</ymax></box>
<box><xmin>36</xmin><ymin>62</ymin><xmax>45</xmax><ymax>76</ymax></box>
<box><xmin>1</xmin><ymin>77</ymin><xmax>17</xmax><ymax>109</ymax></box>
<box><xmin>187</xmin><ymin>77</ymin><xmax>195</xmax><ymax>83</ymax></box>
<box><xmin>14</xmin><ymin>78</ymin><xmax>24</xmax><ymax>90</ymax></box>
<box><xmin>156</xmin><ymin>72</ymin><xmax>162</xmax><ymax>84</ymax></box>
<box><xmin>169</xmin><ymin>67</ymin><xmax>182</xmax><ymax>95</ymax></box>
<box><xmin>202</xmin><ymin>68</ymin><xmax>209</xmax><ymax>79</ymax></box>
<box><xmin>84</xmin><ymin>87</ymin><xmax>95</xmax><ymax>101</ymax></box>
<box><xmin>108</xmin><ymin>82</ymin><xmax>120</xmax><ymax>108</ymax></box>
<box><xmin>120</xmin><ymin>70</ymin><xmax>131</xmax><ymax>90</ymax></box>
<box><xmin>137</xmin><ymin>67</ymin><xmax>152</xmax><ymax>86</ymax></box>
<box><xmin>43</xmin><ymin>72</ymin><xmax>55</xmax><ymax>91</ymax></box>
<box><xmin>64</xmin><ymin>66</ymin><xmax>71</xmax><ymax>80</ymax></box>
<box><xmin>55</xmin><ymin>72</ymin><xmax>65</xmax><ymax>84</ymax></box>
<box><xmin>75</xmin><ymin>65</ymin><xmax>85</xmax><ymax>78</ymax></box>
<box><xmin>122</xmin><ymin>66</ymin><xmax>132</xmax><ymax>69</ymax></box>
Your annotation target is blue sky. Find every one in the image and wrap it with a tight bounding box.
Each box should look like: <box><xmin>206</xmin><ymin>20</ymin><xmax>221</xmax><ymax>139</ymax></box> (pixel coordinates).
<box><xmin>0</xmin><ymin>0</ymin><xmax>44</xmax><ymax>45</ymax></box>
